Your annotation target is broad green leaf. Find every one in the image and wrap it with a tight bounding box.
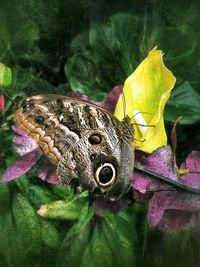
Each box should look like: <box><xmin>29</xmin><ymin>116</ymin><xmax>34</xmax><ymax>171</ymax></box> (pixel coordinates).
<box><xmin>0</xmin><ymin>63</ymin><xmax>12</xmax><ymax>87</ymax></box>
<box><xmin>56</xmin><ymin>205</ymin><xmax>93</xmax><ymax>267</ymax></box>
<box><xmin>0</xmin><ymin>2</ymin><xmax>39</xmax><ymax>64</ymax></box>
<box><xmin>165</xmin><ymin>82</ymin><xmax>200</xmax><ymax>124</ymax></box>
<box><xmin>11</xmin><ymin>193</ymin><xmax>41</xmax><ymax>260</ymax></box>
<box><xmin>40</xmin><ymin>220</ymin><xmax>61</xmax><ymax>249</ymax></box>
<box><xmin>115</xmin><ymin>48</ymin><xmax>176</xmax><ymax>153</ymax></box>
<box><xmin>28</xmin><ymin>184</ymin><xmax>58</xmax><ymax>207</ymax></box>
<box><xmin>57</xmin><ymin>208</ymin><xmax>136</xmax><ymax>267</ymax></box>
<box><xmin>0</xmin><ymin>191</ymin><xmax>41</xmax><ymax>267</ymax></box>
<box><xmin>69</xmin><ymin>76</ymin><xmax>106</xmax><ymax>101</ymax></box>
<box><xmin>49</xmin><ymin>184</ymin><xmax>72</xmax><ymax>200</ymax></box>
<box><xmin>66</xmin><ymin>13</ymin><xmax>141</xmax><ymax>93</ymax></box>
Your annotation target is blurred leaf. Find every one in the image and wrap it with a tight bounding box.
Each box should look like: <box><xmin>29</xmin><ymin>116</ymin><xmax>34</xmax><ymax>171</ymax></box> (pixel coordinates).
<box><xmin>11</xmin><ymin>193</ymin><xmax>41</xmax><ymax>265</ymax></box>
<box><xmin>49</xmin><ymin>184</ymin><xmax>73</xmax><ymax>200</ymax></box>
<box><xmin>57</xmin><ymin>204</ymin><xmax>93</xmax><ymax>267</ymax></box>
<box><xmin>28</xmin><ymin>184</ymin><xmax>58</xmax><ymax>207</ymax></box>
<box><xmin>66</xmin><ymin>13</ymin><xmax>142</xmax><ymax>94</ymax></box>
<box><xmin>69</xmin><ymin>76</ymin><xmax>106</xmax><ymax>100</ymax></box>
<box><xmin>165</xmin><ymin>82</ymin><xmax>200</xmax><ymax>124</ymax></box>
<box><xmin>57</xmin><ymin>208</ymin><xmax>136</xmax><ymax>267</ymax></box>
<box><xmin>0</xmin><ymin>0</ymin><xmax>39</xmax><ymax>65</ymax></box>
<box><xmin>0</xmin><ymin>63</ymin><xmax>12</xmax><ymax>86</ymax></box>
<box><xmin>0</xmin><ymin>189</ymin><xmax>41</xmax><ymax>267</ymax></box>
<box><xmin>40</xmin><ymin>220</ymin><xmax>61</xmax><ymax>249</ymax></box>
<box><xmin>142</xmin><ymin>24</ymin><xmax>197</xmax><ymax>64</ymax></box>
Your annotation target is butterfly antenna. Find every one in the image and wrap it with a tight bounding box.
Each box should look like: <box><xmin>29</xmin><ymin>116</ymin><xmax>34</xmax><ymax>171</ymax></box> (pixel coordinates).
<box><xmin>134</xmin><ymin>164</ymin><xmax>200</xmax><ymax>195</ymax></box>
<box><xmin>121</xmin><ymin>90</ymin><xmax>126</xmax><ymax>118</ymax></box>
<box><xmin>130</xmin><ymin>111</ymin><xmax>153</xmax><ymax>120</ymax></box>
<box><xmin>131</xmin><ymin>111</ymin><xmax>155</xmax><ymax>135</ymax></box>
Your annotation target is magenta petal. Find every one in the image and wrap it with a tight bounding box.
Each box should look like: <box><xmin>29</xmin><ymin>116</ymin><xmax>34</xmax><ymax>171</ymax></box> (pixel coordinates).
<box><xmin>3</xmin><ymin>148</ymin><xmax>43</xmax><ymax>182</ymax></box>
<box><xmin>132</xmin><ymin>146</ymin><xmax>177</xmax><ymax>193</ymax></box>
<box><xmin>180</xmin><ymin>151</ymin><xmax>200</xmax><ymax>188</ymax></box>
<box><xmin>148</xmin><ymin>191</ymin><xmax>200</xmax><ymax>231</ymax></box>
<box><xmin>139</xmin><ymin>146</ymin><xmax>177</xmax><ymax>180</ymax></box>
<box><xmin>93</xmin><ymin>197</ymin><xmax>126</xmax><ymax>216</ymax></box>
<box><xmin>37</xmin><ymin>161</ymin><xmax>60</xmax><ymax>184</ymax></box>
<box><xmin>97</xmin><ymin>85</ymin><xmax>122</xmax><ymax>113</ymax></box>
<box><xmin>12</xmin><ymin>125</ymin><xmax>39</xmax><ymax>156</ymax></box>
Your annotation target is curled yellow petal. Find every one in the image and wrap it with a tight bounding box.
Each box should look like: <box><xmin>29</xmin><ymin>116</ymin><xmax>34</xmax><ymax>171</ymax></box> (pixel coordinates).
<box><xmin>114</xmin><ymin>48</ymin><xmax>176</xmax><ymax>153</ymax></box>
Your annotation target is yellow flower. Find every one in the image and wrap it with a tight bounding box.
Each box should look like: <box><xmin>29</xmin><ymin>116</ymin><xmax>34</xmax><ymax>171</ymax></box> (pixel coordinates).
<box><xmin>114</xmin><ymin>48</ymin><xmax>176</xmax><ymax>153</ymax></box>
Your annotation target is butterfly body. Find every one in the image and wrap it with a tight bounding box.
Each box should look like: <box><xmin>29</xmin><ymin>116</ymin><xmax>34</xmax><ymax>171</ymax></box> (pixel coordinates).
<box><xmin>14</xmin><ymin>94</ymin><xmax>135</xmax><ymax>199</ymax></box>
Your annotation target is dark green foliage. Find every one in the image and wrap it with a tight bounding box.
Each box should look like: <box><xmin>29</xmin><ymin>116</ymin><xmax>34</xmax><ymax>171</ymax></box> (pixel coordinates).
<box><xmin>0</xmin><ymin>0</ymin><xmax>200</xmax><ymax>267</ymax></box>
<box><xmin>57</xmin><ymin>207</ymin><xmax>136</xmax><ymax>267</ymax></box>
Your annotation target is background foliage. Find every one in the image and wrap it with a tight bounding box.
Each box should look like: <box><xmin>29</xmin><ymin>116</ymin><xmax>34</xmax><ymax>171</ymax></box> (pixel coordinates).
<box><xmin>0</xmin><ymin>0</ymin><xmax>200</xmax><ymax>266</ymax></box>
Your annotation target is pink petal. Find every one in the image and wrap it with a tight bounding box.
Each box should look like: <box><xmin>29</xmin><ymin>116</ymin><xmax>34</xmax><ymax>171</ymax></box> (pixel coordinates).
<box><xmin>3</xmin><ymin>148</ymin><xmax>43</xmax><ymax>182</ymax></box>
<box><xmin>93</xmin><ymin>197</ymin><xmax>126</xmax><ymax>216</ymax></box>
<box><xmin>97</xmin><ymin>85</ymin><xmax>122</xmax><ymax>113</ymax></box>
<box><xmin>132</xmin><ymin>146</ymin><xmax>177</xmax><ymax>193</ymax></box>
<box><xmin>12</xmin><ymin>125</ymin><xmax>39</xmax><ymax>156</ymax></box>
<box><xmin>37</xmin><ymin>160</ymin><xmax>60</xmax><ymax>184</ymax></box>
<box><xmin>180</xmin><ymin>151</ymin><xmax>200</xmax><ymax>188</ymax></box>
<box><xmin>148</xmin><ymin>191</ymin><xmax>200</xmax><ymax>231</ymax></box>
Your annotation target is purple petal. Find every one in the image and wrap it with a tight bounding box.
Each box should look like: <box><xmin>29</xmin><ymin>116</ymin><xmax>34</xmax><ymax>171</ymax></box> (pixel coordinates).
<box><xmin>132</xmin><ymin>146</ymin><xmax>177</xmax><ymax>193</ymax></box>
<box><xmin>148</xmin><ymin>191</ymin><xmax>200</xmax><ymax>231</ymax></box>
<box><xmin>93</xmin><ymin>197</ymin><xmax>126</xmax><ymax>216</ymax></box>
<box><xmin>3</xmin><ymin>148</ymin><xmax>43</xmax><ymax>182</ymax></box>
<box><xmin>37</xmin><ymin>159</ymin><xmax>60</xmax><ymax>184</ymax></box>
<box><xmin>180</xmin><ymin>151</ymin><xmax>200</xmax><ymax>188</ymax></box>
<box><xmin>96</xmin><ymin>85</ymin><xmax>122</xmax><ymax>113</ymax></box>
<box><xmin>12</xmin><ymin>125</ymin><xmax>39</xmax><ymax>156</ymax></box>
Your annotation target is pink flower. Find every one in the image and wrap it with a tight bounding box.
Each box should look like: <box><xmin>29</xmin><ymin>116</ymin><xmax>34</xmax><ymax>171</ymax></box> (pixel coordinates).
<box><xmin>132</xmin><ymin>146</ymin><xmax>200</xmax><ymax>231</ymax></box>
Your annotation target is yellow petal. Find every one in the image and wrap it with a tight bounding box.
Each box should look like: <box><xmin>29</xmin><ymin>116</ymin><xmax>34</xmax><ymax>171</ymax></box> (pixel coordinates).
<box><xmin>114</xmin><ymin>48</ymin><xmax>176</xmax><ymax>153</ymax></box>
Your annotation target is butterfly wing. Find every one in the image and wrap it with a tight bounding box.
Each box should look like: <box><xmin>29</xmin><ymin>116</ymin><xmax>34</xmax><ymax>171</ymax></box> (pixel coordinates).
<box><xmin>14</xmin><ymin>94</ymin><xmax>135</xmax><ymax>199</ymax></box>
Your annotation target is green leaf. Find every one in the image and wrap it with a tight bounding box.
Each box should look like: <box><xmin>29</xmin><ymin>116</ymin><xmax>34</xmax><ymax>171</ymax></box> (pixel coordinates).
<box><xmin>69</xmin><ymin>76</ymin><xmax>106</xmax><ymax>101</ymax></box>
<box><xmin>0</xmin><ymin>1</ymin><xmax>39</xmax><ymax>64</ymax></box>
<box><xmin>56</xmin><ymin>205</ymin><xmax>93</xmax><ymax>267</ymax></box>
<box><xmin>0</xmin><ymin>190</ymin><xmax>41</xmax><ymax>267</ymax></box>
<box><xmin>28</xmin><ymin>184</ymin><xmax>58</xmax><ymax>207</ymax></box>
<box><xmin>11</xmin><ymin>193</ymin><xmax>41</xmax><ymax>265</ymax></box>
<box><xmin>38</xmin><ymin>191</ymin><xmax>89</xmax><ymax>220</ymax></box>
<box><xmin>99</xmin><ymin>211</ymin><xmax>136</xmax><ymax>267</ymax></box>
<box><xmin>66</xmin><ymin>13</ymin><xmax>141</xmax><ymax>93</ymax></box>
<box><xmin>57</xmin><ymin>208</ymin><xmax>136</xmax><ymax>267</ymax></box>
<box><xmin>40</xmin><ymin>220</ymin><xmax>61</xmax><ymax>249</ymax></box>
<box><xmin>165</xmin><ymin>82</ymin><xmax>200</xmax><ymax>124</ymax></box>
<box><xmin>0</xmin><ymin>63</ymin><xmax>12</xmax><ymax>87</ymax></box>
<box><xmin>49</xmin><ymin>184</ymin><xmax>72</xmax><ymax>200</ymax></box>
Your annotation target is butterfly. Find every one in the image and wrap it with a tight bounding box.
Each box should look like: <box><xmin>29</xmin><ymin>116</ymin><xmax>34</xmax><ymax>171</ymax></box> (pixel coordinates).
<box><xmin>14</xmin><ymin>94</ymin><xmax>135</xmax><ymax>200</ymax></box>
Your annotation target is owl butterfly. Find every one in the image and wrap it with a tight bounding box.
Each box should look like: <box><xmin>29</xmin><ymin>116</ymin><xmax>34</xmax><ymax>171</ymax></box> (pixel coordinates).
<box><xmin>14</xmin><ymin>94</ymin><xmax>135</xmax><ymax>200</ymax></box>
